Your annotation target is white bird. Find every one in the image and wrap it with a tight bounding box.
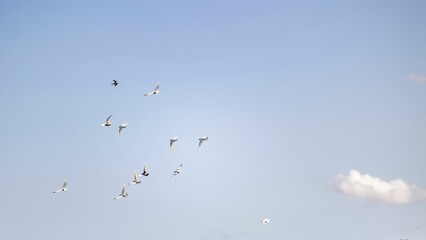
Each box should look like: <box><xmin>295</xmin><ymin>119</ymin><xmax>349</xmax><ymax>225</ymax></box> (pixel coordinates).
<box><xmin>128</xmin><ymin>172</ymin><xmax>141</xmax><ymax>185</ymax></box>
<box><xmin>53</xmin><ymin>179</ymin><xmax>67</xmax><ymax>193</ymax></box>
<box><xmin>171</xmin><ymin>164</ymin><xmax>183</xmax><ymax>178</ymax></box>
<box><xmin>197</xmin><ymin>134</ymin><xmax>208</xmax><ymax>148</ymax></box>
<box><xmin>118</xmin><ymin>123</ymin><xmax>129</xmax><ymax>135</ymax></box>
<box><xmin>102</xmin><ymin>115</ymin><xmax>112</xmax><ymax>127</ymax></box>
<box><xmin>261</xmin><ymin>218</ymin><xmax>271</xmax><ymax>225</ymax></box>
<box><xmin>138</xmin><ymin>164</ymin><xmax>149</xmax><ymax>177</ymax></box>
<box><xmin>170</xmin><ymin>136</ymin><xmax>179</xmax><ymax>150</ymax></box>
<box><xmin>113</xmin><ymin>185</ymin><xmax>128</xmax><ymax>200</ymax></box>
<box><xmin>144</xmin><ymin>82</ymin><xmax>160</xmax><ymax>96</ymax></box>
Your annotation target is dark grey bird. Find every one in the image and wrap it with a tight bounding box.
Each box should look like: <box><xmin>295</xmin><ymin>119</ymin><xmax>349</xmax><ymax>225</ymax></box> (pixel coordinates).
<box><xmin>170</xmin><ymin>136</ymin><xmax>179</xmax><ymax>150</ymax></box>
<box><xmin>197</xmin><ymin>135</ymin><xmax>208</xmax><ymax>149</ymax></box>
<box><xmin>111</xmin><ymin>80</ymin><xmax>118</xmax><ymax>86</ymax></box>
<box><xmin>118</xmin><ymin>123</ymin><xmax>129</xmax><ymax>136</ymax></box>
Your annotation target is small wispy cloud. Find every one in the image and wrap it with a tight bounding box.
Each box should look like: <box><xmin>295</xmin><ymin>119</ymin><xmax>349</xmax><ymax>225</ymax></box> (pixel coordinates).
<box><xmin>402</xmin><ymin>222</ymin><xmax>426</xmax><ymax>232</ymax></box>
<box><xmin>334</xmin><ymin>170</ymin><xmax>426</xmax><ymax>204</ymax></box>
<box><xmin>407</xmin><ymin>73</ymin><xmax>426</xmax><ymax>83</ymax></box>
<box><xmin>212</xmin><ymin>229</ymin><xmax>232</xmax><ymax>239</ymax></box>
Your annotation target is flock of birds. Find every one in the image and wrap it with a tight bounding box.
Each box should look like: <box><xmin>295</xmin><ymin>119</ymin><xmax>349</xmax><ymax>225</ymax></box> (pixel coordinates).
<box><xmin>52</xmin><ymin>80</ymin><xmax>271</xmax><ymax>225</ymax></box>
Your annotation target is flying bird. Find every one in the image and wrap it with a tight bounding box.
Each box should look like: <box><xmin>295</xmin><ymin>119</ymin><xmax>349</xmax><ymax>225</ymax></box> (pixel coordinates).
<box><xmin>261</xmin><ymin>218</ymin><xmax>271</xmax><ymax>225</ymax></box>
<box><xmin>170</xmin><ymin>136</ymin><xmax>179</xmax><ymax>150</ymax></box>
<box><xmin>128</xmin><ymin>172</ymin><xmax>141</xmax><ymax>185</ymax></box>
<box><xmin>144</xmin><ymin>82</ymin><xmax>160</xmax><ymax>96</ymax></box>
<box><xmin>113</xmin><ymin>185</ymin><xmax>128</xmax><ymax>200</ymax></box>
<box><xmin>171</xmin><ymin>164</ymin><xmax>183</xmax><ymax>178</ymax></box>
<box><xmin>197</xmin><ymin>135</ymin><xmax>208</xmax><ymax>149</ymax></box>
<box><xmin>118</xmin><ymin>123</ymin><xmax>129</xmax><ymax>135</ymax></box>
<box><xmin>138</xmin><ymin>164</ymin><xmax>149</xmax><ymax>177</ymax></box>
<box><xmin>53</xmin><ymin>179</ymin><xmax>67</xmax><ymax>193</ymax></box>
<box><xmin>102</xmin><ymin>115</ymin><xmax>112</xmax><ymax>127</ymax></box>
<box><xmin>111</xmin><ymin>80</ymin><xmax>118</xmax><ymax>86</ymax></box>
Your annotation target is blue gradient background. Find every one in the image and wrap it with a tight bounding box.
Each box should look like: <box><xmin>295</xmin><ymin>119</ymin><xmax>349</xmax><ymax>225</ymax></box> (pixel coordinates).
<box><xmin>0</xmin><ymin>1</ymin><xmax>425</xmax><ymax>239</ymax></box>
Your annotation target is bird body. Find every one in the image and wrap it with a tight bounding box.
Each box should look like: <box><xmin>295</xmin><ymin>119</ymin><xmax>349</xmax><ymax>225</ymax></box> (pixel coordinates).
<box><xmin>114</xmin><ymin>185</ymin><xmax>128</xmax><ymax>200</ymax></box>
<box><xmin>197</xmin><ymin>135</ymin><xmax>208</xmax><ymax>148</ymax></box>
<box><xmin>128</xmin><ymin>172</ymin><xmax>141</xmax><ymax>185</ymax></box>
<box><xmin>138</xmin><ymin>164</ymin><xmax>149</xmax><ymax>177</ymax></box>
<box><xmin>170</xmin><ymin>136</ymin><xmax>179</xmax><ymax>150</ymax></box>
<box><xmin>262</xmin><ymin>218</ymin><xmax>271</xmax><ymax>225</ymax></box>
<box><xmin>171</xmin><ymin>164</ymin><xmax>183</xmax><ymax>178</ymax></box>
<box><xmin>118</xmin><ymin>123</ymin><xmax>129</xmax><ymax>135</ymax></box>
<box><xmin>144</xmin><ymin>83</ymin><xmax>160</xmax><ymax>96</ymax></box>
<box><xmin>102</xmin><ymin>115</ymin><xmax>112</xmax><ymax>127</ymax></box>
<box><xmin>53</xmin><ymin>179</ymin><xmax>68</xmax><ymax>193</ymax></box>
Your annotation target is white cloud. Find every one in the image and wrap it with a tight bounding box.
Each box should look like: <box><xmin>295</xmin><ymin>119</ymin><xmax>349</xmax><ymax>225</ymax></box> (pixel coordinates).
<box><xmin>334</xmin><ymin>170</ymin><xmax>426</xmax><ymax>204</ymax></box>
<box><xmin>407</xmin><ymin>73</ymin><xmax>426</xmax><ymax>83</ymax></box>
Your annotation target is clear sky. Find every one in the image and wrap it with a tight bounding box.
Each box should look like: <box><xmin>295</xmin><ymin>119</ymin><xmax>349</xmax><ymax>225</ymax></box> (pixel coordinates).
<box><xmin>1</xmin><ymin>1</ymin><xmax>426</xmax><ymax>239</ymax></box>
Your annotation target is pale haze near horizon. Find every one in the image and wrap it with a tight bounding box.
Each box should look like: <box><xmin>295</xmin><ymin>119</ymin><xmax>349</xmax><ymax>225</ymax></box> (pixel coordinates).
<box><xmin>0</xmin><ymin>1</ymin><xmax>426</xmax><ymax>239</ymax></box>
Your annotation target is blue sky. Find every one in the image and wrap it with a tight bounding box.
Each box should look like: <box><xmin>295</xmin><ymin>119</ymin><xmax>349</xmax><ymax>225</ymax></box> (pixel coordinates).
<box><xmin>1</xmin><ymin>1</ymin><xmax>426</xmax><ymax>239</ymax></box>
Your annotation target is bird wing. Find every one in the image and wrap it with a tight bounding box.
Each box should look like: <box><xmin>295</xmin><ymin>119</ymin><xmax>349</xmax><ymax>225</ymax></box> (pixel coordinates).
<box><xmin>198</xmin><ymin>139</ymin><xmax>204</xmax><ymax>148</ymax></box>
<box><xmin>118</xmin><ymin>124</ymin><xmax>128</xmax><ymax>135</ymax></box>
<box><xmin>63</xmin><ymin>179</ymin><xmax>67</xmax><ymax>188</ymax></box>
<box><xmin>144</xmin><ymin>164</ymin><xmax>148</xmax><ymax>174</ymax></box>
<box><xmin>177</xmin><ymin>164</ymin><xmax>183</xmax><ymax>171</ymax></box>
<box><xmin>106</xmin><ymin>115</ymin><xmax>112</xmax><ymax>123</ymax></box>
<box><xmin>170</xmin><ymin>140</ymin><xmax>174</xmax><ymax>150</ymax></box>
<box><xmin>262</xmin><ymin>219</ymin><xmax>271</xmax><ymax>224</ymax></box>
<box><xmin>134</xmin><ymin>172</ymin><xmax>139</xmax><ymax>182</ymax></box>
<box><xmin>121</xmin><ymin>185</ymin><xmax>126</xmax><ymax>195</ymax></box>
<box><xmin>154</xmin><ymin>83</ymin><xmax>160</xmax><ymax>91</ymax></box>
